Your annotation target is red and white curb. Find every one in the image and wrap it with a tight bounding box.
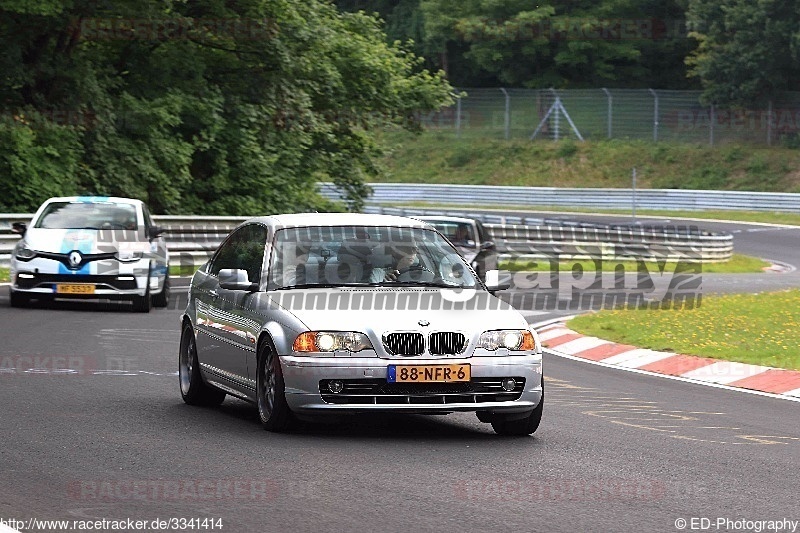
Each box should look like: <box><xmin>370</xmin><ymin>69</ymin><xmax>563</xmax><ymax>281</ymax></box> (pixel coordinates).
<box><xmin>536</xmin><ymin>319</ymin><xmax>800</xmax><ymax>401</ymax></box>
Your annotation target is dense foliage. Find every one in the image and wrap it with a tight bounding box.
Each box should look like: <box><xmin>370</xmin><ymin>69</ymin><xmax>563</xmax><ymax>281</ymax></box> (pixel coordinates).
<box><xmin>686</xmin><ymin>0</ymin><xmax>800</xmax><ymax>106</ymax></box>
<box><xmin>337</xmin><ymin>0</ymin><xmax>800</xmax><ymax>105</ymax></box>
<box><xmin>0</xmin><ymin>0</ymin><xmax>452</xmax><ymax>213</ymax></box>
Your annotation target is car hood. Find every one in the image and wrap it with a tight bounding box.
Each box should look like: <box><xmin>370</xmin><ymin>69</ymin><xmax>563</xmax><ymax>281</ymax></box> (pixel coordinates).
<box><xmin>23</xmin><ymin>228</ymin><xmax>148</xmax><ymax>254</ymax></box>
<box><xmin>268</xmin><ymin>288</ymin><xmax>529</xmax><ymax>333</ymax></box>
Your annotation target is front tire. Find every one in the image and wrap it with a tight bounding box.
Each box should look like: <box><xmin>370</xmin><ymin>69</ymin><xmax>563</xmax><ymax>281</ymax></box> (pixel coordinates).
<box><xmin>491</xmin><ymin>377</ymin><xmax>544</xmax><ymax>436</ymax></box>
<box><xmin>152</xmin><ymin>274</ymin><xmax>170</xmax><ymax>308</ymax></box>
<box><xmin>9</xmin><ymin>289</ymin><xmax>29</xmax><ymax>308</ymax></box>
<box><xmin>132</xmin><ymin>289</ymin><xmax>151</xmax><ymax>313</ymax></box>
<box><xmin>179</xmin><ymin>322</ymin><xmax>226</xmax><ymax>406</ymax></box>
<box><xmin>256</xmin><ymin>338</ymin><xmax>293</xmax><ymax>432</ymax></box>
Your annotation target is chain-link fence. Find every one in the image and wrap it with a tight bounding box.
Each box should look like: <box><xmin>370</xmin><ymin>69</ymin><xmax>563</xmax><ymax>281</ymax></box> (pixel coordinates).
<box><xmin>418</xmin><ymin>88</ymin><xmax>800</xmax><ymax>146</ymax></box>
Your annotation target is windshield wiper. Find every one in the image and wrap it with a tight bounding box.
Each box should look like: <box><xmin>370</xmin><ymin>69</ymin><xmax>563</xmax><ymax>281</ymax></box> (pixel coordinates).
<box><xmin>273</xmin><ymin>283</ymin><xmax>362</xmax><ymax>290</ymax></box>
<box><xmin>377</xmin><ymin>281</ymin><xmax>469</xmax><ymax>289</ymax></box>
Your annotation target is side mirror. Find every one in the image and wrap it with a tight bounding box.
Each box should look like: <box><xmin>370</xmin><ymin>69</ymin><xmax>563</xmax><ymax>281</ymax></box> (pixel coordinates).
<box><xmin>148</xmin><ymin>225</ymin><xmax>164</xmax><ymax>239</ymax></box>
<box><xmin>480</xmin><ymin>240</ymin><xmax>495</xmax><ymax>251</ymax></box>
<box><xmin>11</xmin><ymin>222</ymin><xmax>27</xmax><ymax>236</ymax></box>
<box><xmin>485</xmin><ymin>282</ymin><xmax>511</xmax><ymax>295</ymax></box>
<box><xmin>483</xmin><ymin>269</ymin><xmax>509</xmax><ymax>294</ymax></box>
<box><xmin>219</xmin><ymin>269</ymin><xmax>258</xmax><ymax>292</ymax></box>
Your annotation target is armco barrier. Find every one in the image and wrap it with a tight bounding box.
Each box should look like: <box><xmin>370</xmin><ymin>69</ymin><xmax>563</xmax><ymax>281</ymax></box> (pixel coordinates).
<box><xmin>318</xmin><ymin>182</ymin><xmax>800</xmax><ymax>213</ymax></box>
<box><xmin>1</xmin><ymin>208</ymin><xmax>732</xmax><ymax>268</ymax></box>
<box><xmin>362</xmin><ymin>206</ymin><xmax>733</xmax><ymax>262</ymax></box>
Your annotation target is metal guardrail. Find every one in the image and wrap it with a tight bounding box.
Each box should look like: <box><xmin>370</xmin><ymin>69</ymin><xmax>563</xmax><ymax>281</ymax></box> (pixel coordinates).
<box><xmin>363</xmin><ymin>206</ymin><xmax>733</xmax><ymax>263</ymax></box>
<box><xmin>0</xmin><ymin>207</ymin><xmax>733</xmax><ymax>268</ymax></box>
<box><xmin>319</xmin><ymin>182</ymin><xmax>800</xmax><ymax>213</ymax></box>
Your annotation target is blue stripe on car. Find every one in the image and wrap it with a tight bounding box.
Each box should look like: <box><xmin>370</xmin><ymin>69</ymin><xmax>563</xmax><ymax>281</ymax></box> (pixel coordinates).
<box><xmin>58</xmin><ymin>230</ymin><xmax>94</xmax><ymax>275</ymax></box>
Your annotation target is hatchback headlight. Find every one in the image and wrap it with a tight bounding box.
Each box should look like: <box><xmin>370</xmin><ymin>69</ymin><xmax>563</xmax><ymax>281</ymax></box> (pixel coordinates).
<box><xmin>478</xmin><ymin>329</ymin><xmax>538</xmax><ymax>351</ymax></box>
<box><xmin>114</xmin><ymin>251</ymin><xmax>144</xmax><ymax>262</ymax></box>
<box><xmin>293</xmin><ymin>331</ymin><xmax>373</xmax><ymax>353</ymax></box>
<box><xmin>14</xmin><ymin>243</ymin><xmax>37</xmax><ymax>261</ymax></box>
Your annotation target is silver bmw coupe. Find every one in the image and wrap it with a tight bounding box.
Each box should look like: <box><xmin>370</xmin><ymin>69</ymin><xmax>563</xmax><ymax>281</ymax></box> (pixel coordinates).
<box><xmin>180</xmin><ymin>213</ymin><xmax>544</xmax><ymax>435</ymax></box>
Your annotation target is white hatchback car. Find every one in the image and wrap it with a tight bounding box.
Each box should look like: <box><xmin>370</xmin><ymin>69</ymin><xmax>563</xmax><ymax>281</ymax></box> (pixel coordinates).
<box><xmin>180</xmin><ymin>213</ymin><xmax>544</xmax><ymax>435</ymax></box>
<box><xmin>9</xmin><ymin>196</ymin><xmax>169</xmax><ymax>312</ymax></box>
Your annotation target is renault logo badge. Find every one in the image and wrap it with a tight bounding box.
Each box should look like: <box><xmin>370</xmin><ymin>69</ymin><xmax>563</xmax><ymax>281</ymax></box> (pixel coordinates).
<box><xmin>68</xmin><ymin>251</ymin><xmax>82</xmax><ymax>268</ymax></box>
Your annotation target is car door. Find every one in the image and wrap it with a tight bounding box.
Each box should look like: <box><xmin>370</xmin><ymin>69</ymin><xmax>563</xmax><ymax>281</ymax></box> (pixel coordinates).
<box><xmin>215</xmin><ymin>223</ymin><xmax>269</xmax><ymax>387</ymax></box>
<box><xmin>193</xmin><ymin>225</ymin><xmax>262</xmax><ymax>390</ymax></box>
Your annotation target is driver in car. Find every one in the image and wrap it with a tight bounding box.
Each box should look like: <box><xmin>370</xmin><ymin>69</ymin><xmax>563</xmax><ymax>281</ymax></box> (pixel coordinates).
<box><xmin>370</xmin><ymin>245</ymin><xmax>418</xmax><ymax>282</ymax></box>
<box><xmin>112</xmin><ymin>209</ymin><xmax>137</xmax><ymax>230</ymax></box>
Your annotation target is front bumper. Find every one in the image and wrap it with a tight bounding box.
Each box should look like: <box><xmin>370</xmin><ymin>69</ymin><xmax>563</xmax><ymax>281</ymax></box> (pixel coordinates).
<box><xmin>10</xmin><ymin>259</ymin><xmax>166</xmax><ymax>299</ymax></box>
<box><xmin>280</xmin><ymin>354</ymin><xmax>543</xmax><ymax>414</ymax></box>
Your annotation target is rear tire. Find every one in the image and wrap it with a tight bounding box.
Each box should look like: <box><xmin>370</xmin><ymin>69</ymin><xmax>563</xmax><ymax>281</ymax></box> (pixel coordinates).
<box><xmin>179</xmin><ymin>322</ymin><xmax>226</xmax><ymax>406</ymax></box>
<box><xmin>491</xmin><ymin>377</ymin><xmax>544</xmax><ymax>436</ymax></box>
<box><xmin>152</xmin><ymin>274</ymin><xmax>170</xmax><ymax>308</ymax></box>
<box><xmin>256</xmin><ymin>338</ymin><xmax>293</xmax><ymax>432</ymax></box>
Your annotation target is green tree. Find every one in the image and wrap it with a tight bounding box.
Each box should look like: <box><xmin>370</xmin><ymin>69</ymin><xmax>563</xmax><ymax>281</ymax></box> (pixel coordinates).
<box><xmin>0</xmin><ymin>0</ymin><xmax>452</xmax><ymax>213</ymax></box>
<box><xmin>686</xmin><ymin>0</ymin><xmax>800</xmax><ymax>106</ymax></box>
<box><xmin>420</xmin><ymin>0</ymin><xmax>694</xmax><ymax>88</ymax></box>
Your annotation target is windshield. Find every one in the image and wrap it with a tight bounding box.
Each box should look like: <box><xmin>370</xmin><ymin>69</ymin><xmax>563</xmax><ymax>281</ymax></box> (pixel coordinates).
<box><xmin>269</xmin><ymin>225</ymin><xmax>480</xmax><ymax>290</ymax></box>
<box><xmin>425</xmin><ymin>221</ymin><xmax>476</xmax><ymax>248</ymax></box>
<box><xmin>34</xmin><ymin>201</ymin><xmax>139</xmax><ymax>230</ymax></box>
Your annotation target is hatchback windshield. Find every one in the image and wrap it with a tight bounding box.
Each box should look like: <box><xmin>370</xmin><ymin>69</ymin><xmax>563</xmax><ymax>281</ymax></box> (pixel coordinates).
<box><xmin>270</xmin><ymin>225</ymin><xmax>479</xmax><ymax>289</ymax></box>
<box><xmin>35</xmin><ymin>202</ymin><xmax>138</xmax><ymax>230</ymax></box>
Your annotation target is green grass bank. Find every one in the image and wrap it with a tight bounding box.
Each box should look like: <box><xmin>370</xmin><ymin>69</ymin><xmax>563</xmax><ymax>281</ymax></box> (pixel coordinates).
<box><xmin>377</xmin><ymin>132</ymin><xmax>800</xmax><ymax>193</ymax></box>
<box><xmin>568</xmin><ymin>290</ymin><xmax>800</xmax><ymax>370</ymax></box>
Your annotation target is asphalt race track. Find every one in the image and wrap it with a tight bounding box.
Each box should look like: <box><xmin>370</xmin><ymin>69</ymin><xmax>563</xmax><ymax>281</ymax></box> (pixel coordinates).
<box><xmin>1</xmin><ymin>214</ymin><xmax>799</xmax><ymax>533</ymax></box>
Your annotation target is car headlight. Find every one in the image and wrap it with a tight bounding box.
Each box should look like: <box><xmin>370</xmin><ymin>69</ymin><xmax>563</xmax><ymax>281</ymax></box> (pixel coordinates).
<box><xmin>114</xmin><ymin>251</ymin><xmax>144</xmax><ymax>262</ymax></box>
<box><xmin>478</xmin><ymin>329</ymin><xmax>538</xmax><ymax>351</ymax></box>
<box><xmin>14</xmin><ymin>243</ymin><xmax>37</xmax><ymax>261</ymax></box>
<box><xmin>293</xmin><ymin>331</ymin><xmax>373</xmax><ymax>353</ymax></box>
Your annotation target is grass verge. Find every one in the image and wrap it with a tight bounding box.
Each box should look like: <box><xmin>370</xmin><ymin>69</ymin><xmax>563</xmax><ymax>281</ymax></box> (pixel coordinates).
<box><xmin>567</xmin><ymin>290</ymin><xmax>800</xmax><ymax>370</ymax></box>
<box><xmin>500</xmin><ymin>254</ymin><xmax>771</xmax><ymax>274</ymax></box>
<box><xmin>170</xmin><ymin>264</ymin><xmax>199</xmax><ymax>277</ymax></box>
<box><xmin>0</xmin><ymin>267</ymin><xmax>8</xmax><ymax>282</ymax></box>
<box><xmin>377</xmin><ymin>131</ymin><xmax>800</xmax><ymax>193</ymax></box>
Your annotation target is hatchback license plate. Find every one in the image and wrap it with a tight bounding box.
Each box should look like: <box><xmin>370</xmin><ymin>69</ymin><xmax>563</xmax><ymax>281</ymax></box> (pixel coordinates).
<box><xmin>56</xmin><ymin>284</ymin><xmax>95</xmax><ymax>294</ymax></box>
<box><xmin>388</xmin><ymin>364</ymin><xmax>470</xmax><ymax>383</ymax></box>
